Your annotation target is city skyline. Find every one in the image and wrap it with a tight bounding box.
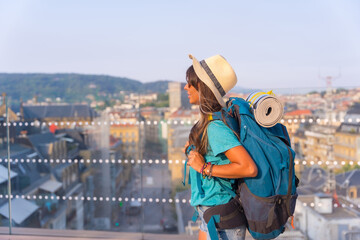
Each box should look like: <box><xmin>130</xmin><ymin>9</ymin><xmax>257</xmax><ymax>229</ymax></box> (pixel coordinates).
<box><xmin>0</xmin><ymin>67</ymin><xmax>359</xmax><ymax>238</ymax></box>
<box><xmin>0</xmin><ymin>0</ymin><xmax>359</xmax><ymax>89</ymax></box>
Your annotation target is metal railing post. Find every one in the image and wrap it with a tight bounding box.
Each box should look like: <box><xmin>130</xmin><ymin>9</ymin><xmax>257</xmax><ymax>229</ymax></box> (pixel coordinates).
<box><xmin>6</xmin><ymin>96</ymin><xmax>13</xmax><ymax>234</ymax></box>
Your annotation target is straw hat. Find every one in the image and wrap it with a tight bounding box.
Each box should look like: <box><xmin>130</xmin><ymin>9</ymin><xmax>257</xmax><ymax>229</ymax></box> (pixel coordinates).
<box><xmin>189</xmin><ymin>54</ymin><xmax>237</xmax><ymax>107</ymax></box>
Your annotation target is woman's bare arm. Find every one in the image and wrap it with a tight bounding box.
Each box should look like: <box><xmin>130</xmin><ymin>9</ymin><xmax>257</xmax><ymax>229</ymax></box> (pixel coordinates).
<box><xmin>187</xmin><ymin>145</ymin><xmax>257</xmax><ymax>178</ymax></box>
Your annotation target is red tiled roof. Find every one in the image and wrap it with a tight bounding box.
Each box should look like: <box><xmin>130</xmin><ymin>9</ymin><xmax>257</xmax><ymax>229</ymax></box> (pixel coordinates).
<box><xmin>285</xmin><ymin>109</ymin><xmax>312</xmax><ymax>116</ymax></box>
<box><xmin>169</xmin><ymin>108</ymin><xmax>199</xmax><ymax>118</ymax></box>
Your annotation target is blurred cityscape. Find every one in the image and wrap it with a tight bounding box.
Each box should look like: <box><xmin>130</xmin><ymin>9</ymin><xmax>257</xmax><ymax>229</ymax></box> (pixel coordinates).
<box><xmin>0</xmin><ymin>81</ymin><xmax>360</xmax><ymax>240</ymax></box>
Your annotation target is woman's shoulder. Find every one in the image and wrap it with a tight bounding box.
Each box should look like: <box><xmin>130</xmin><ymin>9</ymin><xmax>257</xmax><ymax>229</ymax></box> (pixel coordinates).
<box><xmin>207</xmin><ymin>120</ymin><xmax>233</xmax><ymax>133</ymax></box>
<box><xmin>208</xmin><ymin>120</ymin><xmax>228</xmax><ymax>129</ymax></box>
<box><xmin>207</xmin><ymin>119</ymin><xmax>241</xmax><ymax>154</ymax></box>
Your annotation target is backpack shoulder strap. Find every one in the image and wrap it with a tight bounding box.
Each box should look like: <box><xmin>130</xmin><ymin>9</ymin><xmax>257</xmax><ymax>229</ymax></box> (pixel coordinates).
<box><xmin>209</xmin><ymin>109</ymin><xmax>240</xmax><ymax>140</ymax></box>
<box><xmin>182</xmin><ymin>145</ymin><xmax>195</xmax><ymax>186</ymax></box>
<box><xmin>265</xmin><ymin>123</ymin><xmax>291</xmax><ymax>147</ymax></box>
<box><xmin>228</xmin><ymin>97</ymin><xmax>253</xmax><ymax>117</ymax></box>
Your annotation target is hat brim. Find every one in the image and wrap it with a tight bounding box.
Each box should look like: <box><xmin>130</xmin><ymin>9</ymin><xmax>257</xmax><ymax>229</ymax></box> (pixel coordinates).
<box><xmin>189</xmin><ymin>54</ymin><xmax>226</xmax><ymax>107</ymax></box>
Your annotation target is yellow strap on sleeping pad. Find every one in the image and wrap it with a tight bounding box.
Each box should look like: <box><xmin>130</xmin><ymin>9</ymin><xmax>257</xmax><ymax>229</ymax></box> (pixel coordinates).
<box><xmin>249</xmin><ymin>90</ymin><xmax>274</xmax><ymax>108</ymax></box>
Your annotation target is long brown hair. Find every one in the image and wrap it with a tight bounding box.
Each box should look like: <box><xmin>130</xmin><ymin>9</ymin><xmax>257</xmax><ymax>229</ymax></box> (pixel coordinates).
<box><xmin>186</xmin><ymin>66</ymin><xmax>222</xmax><ymax>155</ymax></box>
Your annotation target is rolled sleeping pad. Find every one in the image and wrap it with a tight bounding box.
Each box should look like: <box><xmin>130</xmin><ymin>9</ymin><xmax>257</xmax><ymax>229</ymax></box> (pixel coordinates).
<box><xmin>246</xmin><ymin>91</ymin><xmax>284</xmax><ymax>128</ymax></box>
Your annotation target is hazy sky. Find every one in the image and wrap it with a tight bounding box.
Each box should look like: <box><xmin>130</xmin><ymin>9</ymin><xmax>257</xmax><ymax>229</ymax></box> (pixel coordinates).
<box><xmin>0</xmin><ymin>0</ymin><xmax>359</xmax><ymax>89</ymax></box>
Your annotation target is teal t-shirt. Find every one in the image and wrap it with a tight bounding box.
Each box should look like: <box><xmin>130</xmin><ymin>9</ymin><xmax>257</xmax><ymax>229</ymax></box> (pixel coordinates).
<box><xmin>190</xmin><ymin>120</ymin><xmax>242</xmax><ymax>207</ymax></box>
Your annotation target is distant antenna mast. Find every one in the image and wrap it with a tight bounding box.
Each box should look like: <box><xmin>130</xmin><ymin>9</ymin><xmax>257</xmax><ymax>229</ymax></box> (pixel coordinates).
<box><xmin>318</xmin><ymin>68</ymin><xmax>342</xmax><ymax>94</ymax></box>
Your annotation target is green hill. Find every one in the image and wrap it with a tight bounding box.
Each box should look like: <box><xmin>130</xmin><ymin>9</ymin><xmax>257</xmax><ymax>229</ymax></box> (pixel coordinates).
<box><xmin>0</xmin><ymin>73</ymin><xmax>170</xmax><ymax>106</ymax></box>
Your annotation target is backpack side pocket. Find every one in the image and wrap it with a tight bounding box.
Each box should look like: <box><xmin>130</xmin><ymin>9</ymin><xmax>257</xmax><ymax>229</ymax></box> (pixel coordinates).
<box><xmin>239</xmin><ymin>183</ymin><xmax>298</xmax><ymax>239</ymax></box>
<box><xmin>203</xmin><ymin>198</ymin><xmax>247</xmax><ymax>230</ymax></box>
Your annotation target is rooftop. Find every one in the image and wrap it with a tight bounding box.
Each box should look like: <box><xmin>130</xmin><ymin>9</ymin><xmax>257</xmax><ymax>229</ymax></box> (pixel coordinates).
<box><xmin>22</xmin><ymin>104</ymin><xmax>97</xmax><ymax>120</ymax></box>
<box><xmin>297</xmin><ymin>195</ymin><xmax>360</xmax><ymax>219</ymax></box>
<box><xmin>285</xmin><ymin>109</ymin><xmax>312</xmax><ymax>116</ymax></box>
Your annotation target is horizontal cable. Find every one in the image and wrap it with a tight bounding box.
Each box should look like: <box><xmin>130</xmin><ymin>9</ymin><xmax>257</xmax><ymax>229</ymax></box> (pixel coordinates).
<box><xmin>0</xmin><ymin>120</ymin><xmax>196</xmax><ymax>127</ymax></box>
<box><xmin>1</xmin><ymin>158</ymin><xmax>359</xmax><ymax>166</ymax></box>
<box><xmin>301</xmin><ymin>202</ymin><xmax>360</xmax><ymax>209</ymax></box>
<box><xmin>295</xmin><ymin>160</ymin><xmax>360</xmax><ymax>166</ymax></box>
<box><xmin>0</xmin><ymin>194</ymin><xmax>190</xmax><ymax>204</ymax></box>
<box><xmin>0</xmin><ymin>158</ymin><xmax>186</xmax><ymax>165</ymax></box>
<box><xmin>1</xmin><ymin>117</ymin><xmax>360</xmax><ymax>127</ymax></box>
<box><xmin>281</xmin><ymin>118</ymin><xmax>360</xmax><ymax>124</ymax></box>
<box><xmin>0</xmin><ymin>194</ymin><xmax>359</xmax><ymax>209</ymax></box>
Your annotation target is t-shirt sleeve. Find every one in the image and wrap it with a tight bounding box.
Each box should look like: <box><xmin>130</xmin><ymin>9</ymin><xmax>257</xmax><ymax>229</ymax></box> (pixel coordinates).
<box><xmin>207</xmin><ymin>120</ymin><xmax>241</xmax><ymax>156</ymax></box>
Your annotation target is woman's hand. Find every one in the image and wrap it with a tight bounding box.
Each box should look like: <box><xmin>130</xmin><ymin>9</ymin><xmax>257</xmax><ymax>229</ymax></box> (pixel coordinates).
<box><xmin>187</xmin><ymin>151</ymin><xmax>205</xmax><ymax>173</ymax></box>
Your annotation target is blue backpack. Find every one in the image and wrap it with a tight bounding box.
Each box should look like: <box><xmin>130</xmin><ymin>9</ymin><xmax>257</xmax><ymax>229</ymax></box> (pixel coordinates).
<box><xmin>207</xmin><ymin>97</ymin><xmax>298</xmax><ymax>240</ymax></box>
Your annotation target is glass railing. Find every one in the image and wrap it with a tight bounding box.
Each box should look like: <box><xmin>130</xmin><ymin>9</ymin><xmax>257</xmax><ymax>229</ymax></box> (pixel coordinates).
<box><xmin>0</xmin><ymin>84</ymin><xmax>360</xmax><ymax>240</ymax></box>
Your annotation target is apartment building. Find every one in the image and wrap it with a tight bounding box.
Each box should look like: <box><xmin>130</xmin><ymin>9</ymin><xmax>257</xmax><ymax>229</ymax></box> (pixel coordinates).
<box><xmin>334</xmin><ymin>102</ymin><xmax>360</xmax><ymax>165</ymax></box>
<box><xmin>334</xmin><ymin>123</ymin><xmax>360</xmax><ymax>165</ymax></box>
<box><xmin>283</xmin><ymin>109</ymin><xmax>312</xmax><ymax>136</ymax></box>
<box><xmin>167</xmin><ymin>108</ymin><xmax>199</xmax><ymax>181</ymax></box>
<box><xmin>304</xmin><ymin>124</ymin><xmax>337</xmax><ymax>164</ymax></box>
<box><xmin>108</xmin><ymin>111</ymin><xmax>142</xmax><ymax>160</ymax></box>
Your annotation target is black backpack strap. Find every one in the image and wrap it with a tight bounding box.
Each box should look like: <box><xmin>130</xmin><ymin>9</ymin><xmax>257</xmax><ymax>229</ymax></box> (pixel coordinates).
<box><xmin>285</xmin><ymin>145</ymin><xmax>295</xmax><ymax>216</ymax></box>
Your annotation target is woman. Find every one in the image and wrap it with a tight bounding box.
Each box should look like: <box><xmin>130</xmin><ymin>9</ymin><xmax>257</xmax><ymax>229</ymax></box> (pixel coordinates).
<box><xmin>184</xmin><ymin>54</ymin><xmax>258</xmax><ymax>240</ymax></box>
